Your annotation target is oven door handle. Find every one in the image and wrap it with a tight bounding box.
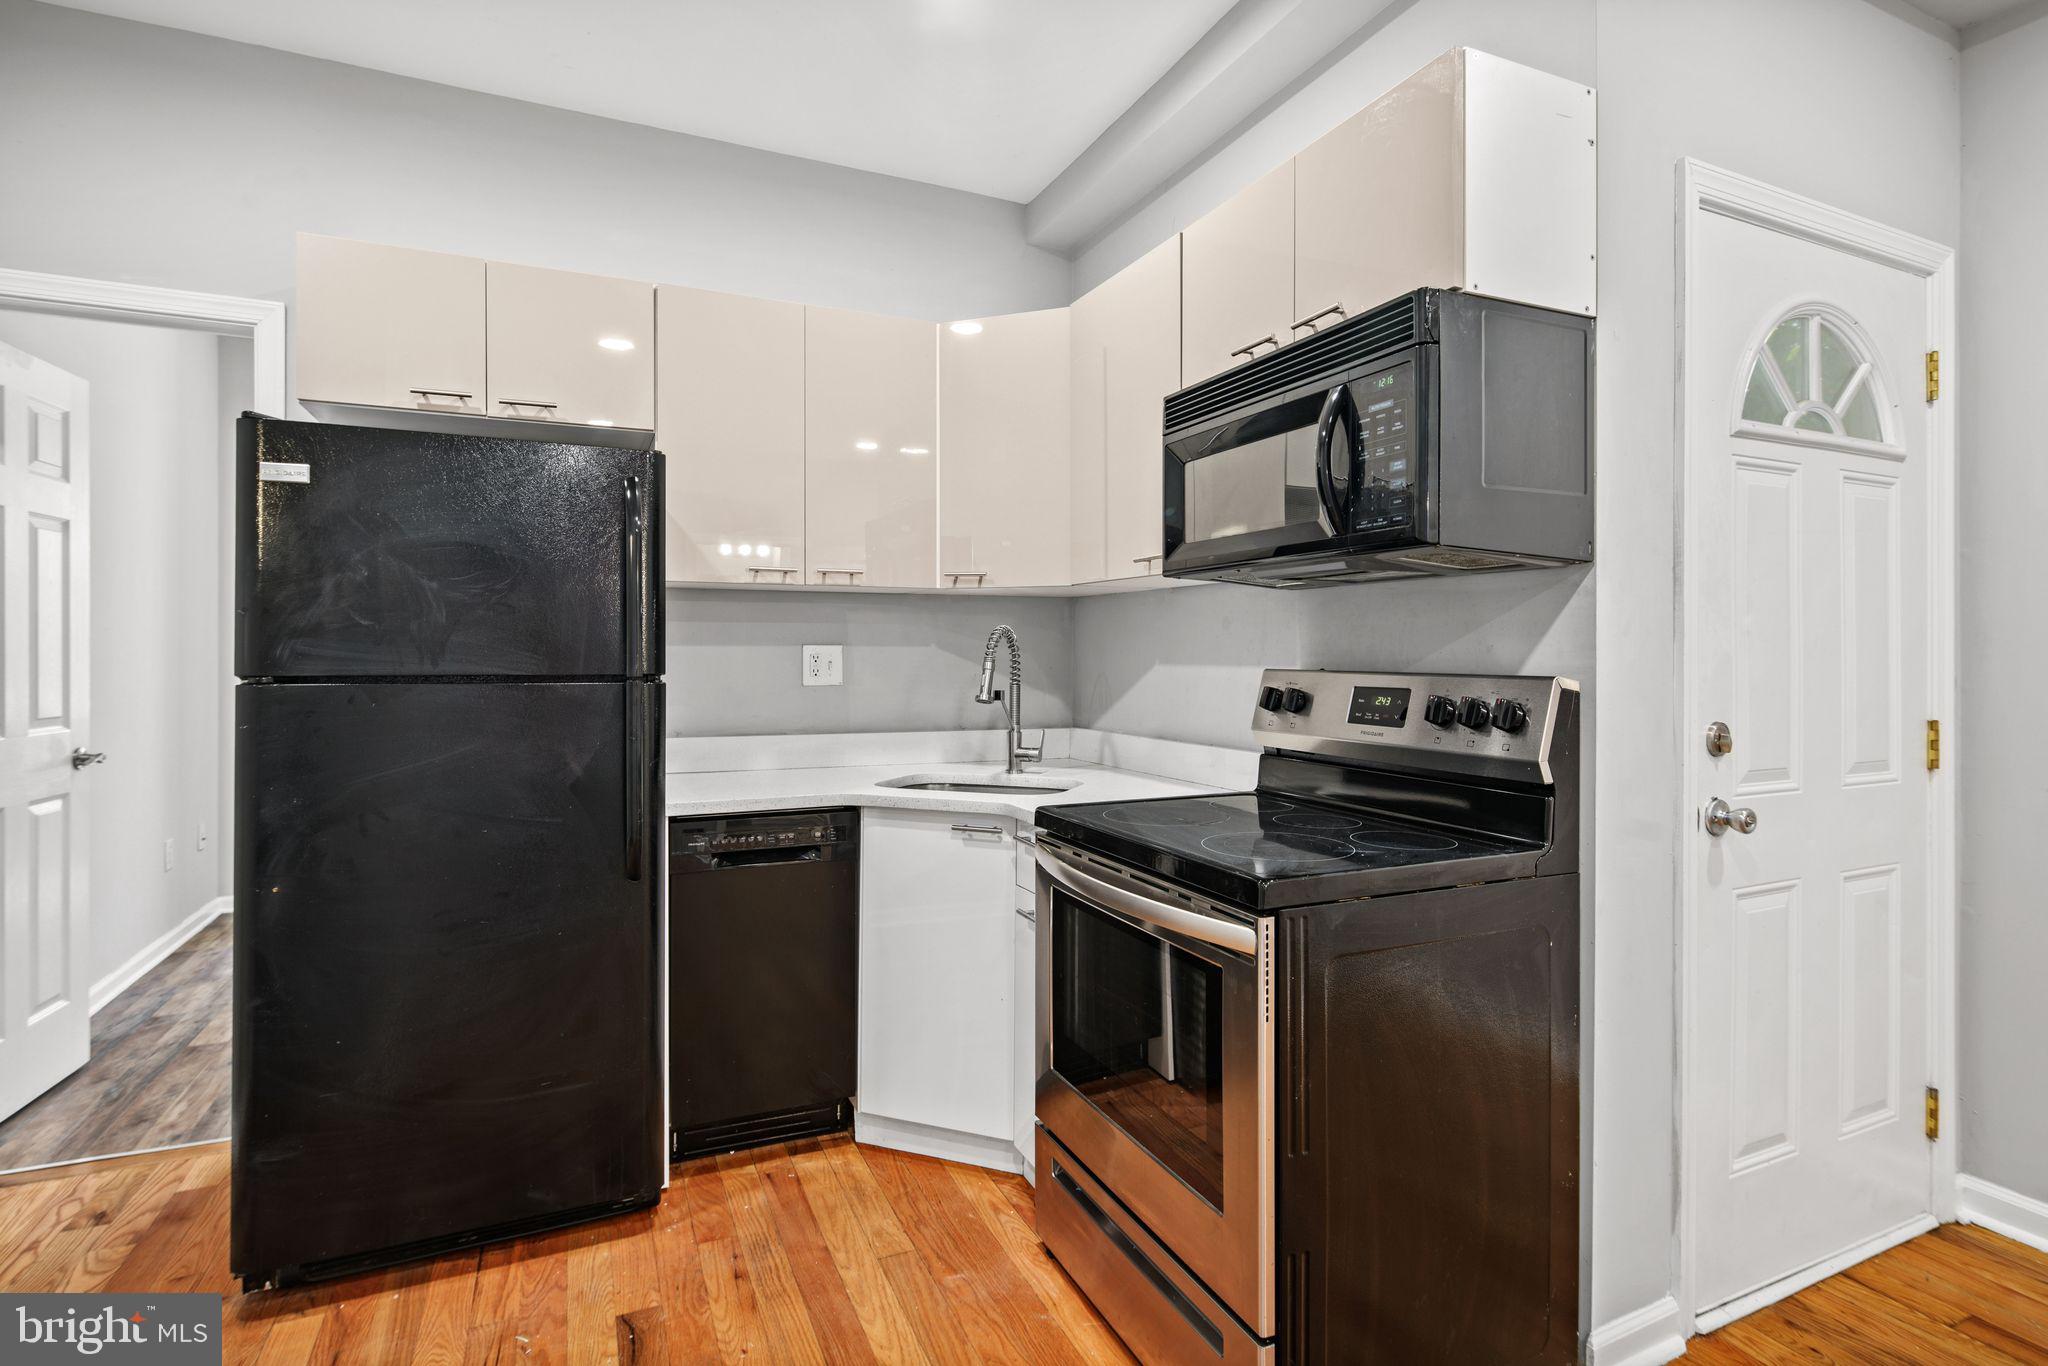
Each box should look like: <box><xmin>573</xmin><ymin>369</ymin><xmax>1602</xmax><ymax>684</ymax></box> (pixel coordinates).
<box><xmin>1036</xmin><ymin>846</ymin><xmax>1257</xmax><ymax>956</ymax></box>
<box><xmin>1313</xmin><ymin>381</ymin><xmax>1355</xmax><ymax>533</ymax></box>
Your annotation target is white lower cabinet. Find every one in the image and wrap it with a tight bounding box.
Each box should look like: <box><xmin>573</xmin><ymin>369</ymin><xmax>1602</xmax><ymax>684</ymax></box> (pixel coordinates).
<box><xmin>857</xmin><ymin>809</ymin><xmax>1017</xmax><ymax>1165</ymax></box>
<box><xmin>1012</xmin><ymin>891</ymin><xmax>1038</xmax><ymax>1181</ymax></box>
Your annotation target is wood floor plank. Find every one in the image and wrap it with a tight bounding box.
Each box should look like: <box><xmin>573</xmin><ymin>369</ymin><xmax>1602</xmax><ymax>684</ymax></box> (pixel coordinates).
<box><xmin>715</xmin><ymin>1149</ymin><xmax>832</xmax><ymax>1366</ymax></box>
<box><xmin>749</xmin><ymin>1147</ymin><xmax>881</xmax><ymax>1366</ymax></box>
<box><xmin>786</xmin><ymin>1140</ymin><xmax>938</xmax><ymax>1366</ymax></box>
<box><xmin>945</xmin><ymin>1163</ymin><xmax>1136</xmax><ymax>1364</ymax></box>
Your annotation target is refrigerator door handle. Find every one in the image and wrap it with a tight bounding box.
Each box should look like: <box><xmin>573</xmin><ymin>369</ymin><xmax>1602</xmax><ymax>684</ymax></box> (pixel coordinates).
<box><xmin>625</xmin><ymin>683</ymin><xmax>647</xmax><ymax>882</ymax></box>
<box><xmin>623</xmin><ymin>473</ymin><xmax>645</xmax><ymax>676</ymax></box>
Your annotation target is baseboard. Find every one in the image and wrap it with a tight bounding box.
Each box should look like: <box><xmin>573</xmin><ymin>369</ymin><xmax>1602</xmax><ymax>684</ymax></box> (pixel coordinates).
<box><xmin>90</xmin><ymin>896</ymin><xmax>230</xmax><ymax>1015</ymax></box>
<box><xmin>1586</xmin><ymin>1295</ymin><xmax>1685</xmax><ymax>1366</ymax></box>
<box><xmin>853</xmin><ymin>1111</ymin><xmax>1024</xmax><ymax>1175</ymax></box>
<box><xmin>1957</xmin><ymin>1174</ymin><xmax>2048</xmax><ymax>1254</ymax></box>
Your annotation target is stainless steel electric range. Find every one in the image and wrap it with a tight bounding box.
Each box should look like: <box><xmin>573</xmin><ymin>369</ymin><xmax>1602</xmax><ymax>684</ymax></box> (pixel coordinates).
<box><xmin>1030</xmin><ymin>670</ymin><xmax>1582</xmax><ymax>1365</ymax></box>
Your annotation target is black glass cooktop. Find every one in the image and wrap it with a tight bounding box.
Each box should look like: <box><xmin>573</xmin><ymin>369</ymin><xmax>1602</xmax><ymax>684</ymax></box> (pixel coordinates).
<box><xmin>1037</xmin><ymin>791</ymin><xmax>1542</xmax><ymax>911</ymax></box>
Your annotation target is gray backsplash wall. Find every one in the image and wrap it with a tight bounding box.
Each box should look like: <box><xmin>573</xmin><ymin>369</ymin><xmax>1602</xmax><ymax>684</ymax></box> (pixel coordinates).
<box><xmin>665</xmin><ymin>589</ymin><xmax>1076</xmax><ymax>737</ymax></box>
<box><xmin>1071</xmin><ymin>569</ymin><xmax>1595</xmax><ymax>749</ymax></box>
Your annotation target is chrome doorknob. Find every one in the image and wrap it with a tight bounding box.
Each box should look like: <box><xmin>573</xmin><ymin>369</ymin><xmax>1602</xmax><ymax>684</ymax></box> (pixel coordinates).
<box><xmin>70</xmin><ymin>749</ymin><xmax>106</xmax><ymax>770</ymax></box>
<box><xmin>1704</xmin><ymin>797</ymin><xmax>1757</xmax><ymax>836</ymax></box>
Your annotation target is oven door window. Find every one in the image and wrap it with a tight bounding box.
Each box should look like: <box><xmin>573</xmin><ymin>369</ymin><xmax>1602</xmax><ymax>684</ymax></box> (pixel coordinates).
<box><xmin>1050</xmin><ymin>888</ymin><xmax>1226</xmax><ymax>1210</ymax></box>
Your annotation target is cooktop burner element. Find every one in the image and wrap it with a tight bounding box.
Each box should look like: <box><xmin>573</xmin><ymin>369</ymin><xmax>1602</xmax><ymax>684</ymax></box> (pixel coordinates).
<box><xmin>1197</xmin><ymin>831</ymin><xmax>1361</xmax><ymax>870</ymax></box>
<box><xmin>1098</xmin><ymin>801</ymin><xmax>1233</xmax><ymax>829</ymax></box>
<box><xmin>1350</xmin><ymin>829</ymin><xmax>1459</xmax><ymax>852</ymax></box>
<box><xmin>1268</xmin><ymin>807</ymin><xmax>1361</xmax><ymax>832</ymax></box>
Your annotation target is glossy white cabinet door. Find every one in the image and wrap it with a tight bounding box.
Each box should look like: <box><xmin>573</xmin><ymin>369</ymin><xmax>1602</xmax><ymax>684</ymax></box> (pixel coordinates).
<box><xmin>1179</xmin><ymin>161</ymin><xmax>1294</xmax><ymax>385</ymax></box>
<box><xmin>485</xmin><ymin>261</ymin><xmax>654</xmax><ymax>431</ymax></box>
<box><xmin>1296</xmin><ymin>49</ymin><xmax>1597</xmax><ymax>324</ymax></box>
<box><xmin>1012</xmin><ymin>897</ymin><xmax>1038</xmax><ymax>1178</ymax></box>
<box><xmin>1068</xmin><ymin>285</ymin><xmax>1110</xmax><ymax>584</ymax></box>
<box><xmin>1103</xmin><ymin>236</ymin><xmax>1181</xmax><ymax>580</ymax></box>
<box><xmin>296</xmin><ymin>233</ymin><xmax>486</xmax><ymax>415</ymax></box>
<box><xmin>656</xmin><ymin>286</ymin><xmax>805</xmax><ymax>584</ymax></box>
<box><xmin>859</xmin><ymin>811</ymin><xmax>1016</xmax><ymax>1142</ymax></box>
<box><xmin>940</xmin><ymin>309</ymin><xmax>1071</xmax><ymax>589</ymax></box>
<box><xmin>805</xmin><ymin>307</ymin><xmax>937</xmax><ymax>588</ymax></box>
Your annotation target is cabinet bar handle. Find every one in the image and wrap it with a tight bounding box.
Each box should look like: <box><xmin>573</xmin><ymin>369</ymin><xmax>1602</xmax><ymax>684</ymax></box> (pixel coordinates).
<box><xmin>497</xmin><ymin>399</ymin><xmax>559</xmax><ymax>410</ymax></box>
<box><xmin>814</xmin><ymin>567</ymin><xmax>865</xmax><ymax>582</ymax></box>
<box><xmin>1228</xmin><ymin>334</ymin><xmax>1279</xmax><ymax>360</ymax></box>
<box><xmin>946</xmin><ymin>571</ymin><xmax>989</xmax><ymax>584</ymax></box>
<box><xmin>1132</xmin><ymin>554</ymin><xmax>1162</xmax><ymax>567</ymax></box>
<box><xmin>747</xmin><ymin>566</ymin><xmax>800</xmax><ymax>580</ymax></box>
<box><xmin>409</xmin><ymin>388</ymin><xmax>474</xmax><ymax>400</ymax></box>
<box><xmin>951</xmin><ymin>823</ymin><xmax>1004</xmax><ymax>834</ymax></box>
<box><xmin>1290</xmin><ymin>303</ymin><xmax>1347</xmax><ymax>332</ymax></box>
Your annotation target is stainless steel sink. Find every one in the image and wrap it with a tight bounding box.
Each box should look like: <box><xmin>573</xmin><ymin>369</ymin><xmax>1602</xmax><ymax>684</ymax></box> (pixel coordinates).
<box><xmin>876</xmin><ymin>772</ymin><xmax>1078</xmax><ymax>796</ymax></box>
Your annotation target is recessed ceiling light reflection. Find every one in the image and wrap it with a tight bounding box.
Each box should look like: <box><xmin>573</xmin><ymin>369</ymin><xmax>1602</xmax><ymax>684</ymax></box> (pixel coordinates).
<box><xmin>899</xmin><ymin>446</ymin><xmax>929</xmax><ymax>455</ymax></box>
<box><xmin>855</xmin><ymin>440</ymin><xmax>879</xmax><ymax>451</ymax></box>
<box><xmin>948</xmin><ymin>321</ymin><xmax>983</xmax><ymax>336</ymax></box>
<box><xmin>598</xmin><ymin>337</ymin><xmax>635</xmax><ymax>351</ymax></box>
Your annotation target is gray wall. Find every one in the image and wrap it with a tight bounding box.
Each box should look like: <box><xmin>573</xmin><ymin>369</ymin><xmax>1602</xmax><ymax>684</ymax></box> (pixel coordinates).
<box><xmin>0</xmin><ymin>310</ymin><xmax>241</xmax><ymax>985</ymax></box>
<box><xmin>0</xmin><ymin>0</ymin><xmax>1067</xmax><ymax>322</ymax></box>
<box><xmin>1958</xmin><ymin>12</ymin><xmax>2048</xmax><ymax>1207</ymax></box>
<box><xmin>666</xmin><ymin>590</ymin><xmax>1074</xmax><ymax>737</ymax></box>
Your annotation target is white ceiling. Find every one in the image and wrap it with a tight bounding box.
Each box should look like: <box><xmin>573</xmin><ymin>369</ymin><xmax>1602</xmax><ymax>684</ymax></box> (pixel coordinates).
<box><xmin>43</xmin><ymin>0</ymin><xmax>1239</xmax><ymax>202</ymax></box>
<box><xmin>1903</xmin><ymin>0</ymin><xmax>2039</xmax><ymax>28</ymax></box>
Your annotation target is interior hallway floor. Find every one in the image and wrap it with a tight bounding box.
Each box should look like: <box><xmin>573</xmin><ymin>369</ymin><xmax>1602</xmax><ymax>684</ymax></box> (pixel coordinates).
<box><xmin>0</xmin><ymin>914</ymin><xmax>231</xmax><ymax>1172</ymax></box>
<box><xmin>1</xmin><ymin>1129</ymin><xmax>2044</xmax><ymax>1363</ymax></box>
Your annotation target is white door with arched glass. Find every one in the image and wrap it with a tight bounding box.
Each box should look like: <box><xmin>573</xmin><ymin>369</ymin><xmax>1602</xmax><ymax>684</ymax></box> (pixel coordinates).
<box><xmin>1688</xmin><ymin>208</ymin><xmax>1937</xmax><ymax>1319</ymax></box>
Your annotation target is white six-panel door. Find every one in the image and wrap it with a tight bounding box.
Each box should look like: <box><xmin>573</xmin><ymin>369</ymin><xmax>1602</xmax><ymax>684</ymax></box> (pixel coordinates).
<box><xmin>0</xmin><ymin>343</ymin><xmax>92</xmax><ymax>1124</ymax></box>
<box><xmin>1688</xmin><ymin>202</ymin><xmax>1936</xmax><ymax>1315</ymax></box>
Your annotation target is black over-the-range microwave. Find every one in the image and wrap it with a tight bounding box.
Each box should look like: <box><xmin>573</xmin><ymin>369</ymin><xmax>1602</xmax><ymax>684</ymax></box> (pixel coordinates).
<box><xmin>1161</xmin><ymin>288</ymin><xmax>1593</xmax><ymax>586</ymax></box>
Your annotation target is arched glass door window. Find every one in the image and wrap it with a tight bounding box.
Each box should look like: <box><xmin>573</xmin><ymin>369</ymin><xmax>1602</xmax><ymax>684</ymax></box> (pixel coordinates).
<box><xmin>1738</xmin><ymin>306</ymin><xmax>1894</xmax><ymax>448</ymax></box>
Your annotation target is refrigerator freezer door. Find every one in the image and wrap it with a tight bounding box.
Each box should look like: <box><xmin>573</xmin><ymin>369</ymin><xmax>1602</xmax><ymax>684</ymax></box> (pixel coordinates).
<box><xmin>231</xmin><ymin>679</ymin><xmax>664</xmax><ymax>1286</ymax></box>
<box><xmin>236</xmin><ymin>416</ymin><xmax>663</xmax><ymax>680</ymax></box>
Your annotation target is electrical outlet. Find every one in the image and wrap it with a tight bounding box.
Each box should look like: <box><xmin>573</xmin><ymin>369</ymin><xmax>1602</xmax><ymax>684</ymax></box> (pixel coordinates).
<box><xmin>802</xmin><ymin>644</ymin><xmax>843</xmax><ymax>687</ymax></box>
<box><xmin>163</xmin><ymin>838</ymin><xmax>175</xmax><ymax>872</ymax></box>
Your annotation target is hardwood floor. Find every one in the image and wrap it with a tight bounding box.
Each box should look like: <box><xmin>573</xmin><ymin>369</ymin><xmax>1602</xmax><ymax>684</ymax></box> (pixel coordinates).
<box><xmin>1689</xmin><ymin>1223</ymin><xmax>2048</xmax><ymax>1363</ymax></box>
<box><xmin>4</xmin><ymin>1125</ymin><xmax>2046</xmax><ymax>1363</ymax></box>
<box><xmin>0</xmin><ymin>1133</ymin><xmax>1136</xmax><ymax>1364</ymax></box>
<box><xmin>0</xmin><ymin>914</ymin><xmax>232</xmax><ymax>1172</ymax></box>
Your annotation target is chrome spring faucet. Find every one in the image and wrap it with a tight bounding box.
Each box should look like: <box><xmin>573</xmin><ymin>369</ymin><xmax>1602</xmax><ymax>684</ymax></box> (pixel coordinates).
<box><xmin>975</xmin><ymin>624</ymin><xmax>1042</xmax><ymax>774</ymax></box>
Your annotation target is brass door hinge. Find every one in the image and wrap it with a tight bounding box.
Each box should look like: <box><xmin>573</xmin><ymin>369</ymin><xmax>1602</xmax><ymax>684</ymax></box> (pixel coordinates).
<box><xmin>1926</xmin><ymin>350</ymin><xmax>1940</xmax><ymax>403</ymax></box>
<box><xmin>1926</xmin><ymin>719</ymin><xmax>1941</xmax><ymax>772</ymax></box>
<box><xmin>1925</xmin><ymin>1086</ymin><xmax>1940</xmax><ymax>1141</ymax></box>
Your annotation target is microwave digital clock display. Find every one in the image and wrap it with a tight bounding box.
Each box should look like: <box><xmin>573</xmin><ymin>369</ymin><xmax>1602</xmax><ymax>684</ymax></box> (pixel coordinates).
<box><xmin>1347</xmin><ymin>686</ymin><xmax>1411</xmax><ymax>726</ymax></box>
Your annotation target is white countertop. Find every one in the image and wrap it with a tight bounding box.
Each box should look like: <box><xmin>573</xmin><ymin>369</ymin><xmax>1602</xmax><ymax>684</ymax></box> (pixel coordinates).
<box><xmin>665</xmin><ymin>757</ymin><xmax>1218</xmax><ymax>823</ymax></box>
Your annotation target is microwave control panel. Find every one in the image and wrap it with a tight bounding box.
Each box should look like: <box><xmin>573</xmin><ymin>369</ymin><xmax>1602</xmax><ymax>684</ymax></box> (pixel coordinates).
<box><xmin>1350</xmin><ymin>363</ymin><xmax>1417</xmax><ymax>533</ymax></box>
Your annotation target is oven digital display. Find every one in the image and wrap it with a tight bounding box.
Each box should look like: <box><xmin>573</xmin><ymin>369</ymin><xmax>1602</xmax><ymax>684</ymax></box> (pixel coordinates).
<box><xmin>1347</xmin><ymin>686</ymin><xmax>1411</xmax><ymax>727</ymax></box>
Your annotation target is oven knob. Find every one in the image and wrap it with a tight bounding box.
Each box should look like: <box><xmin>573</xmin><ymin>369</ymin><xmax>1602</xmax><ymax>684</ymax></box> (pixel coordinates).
<box><xmin>1423</xmin><ymin>694</ymin><xmax>1457</xmax><ymax>729</ymax></box>
<box><xmin>1258</xmin><ymin>686</ymin><xmax>1286</xmax><ymax>713</ymax></box>
<box><xmin>1455</xmin><ymin>696</ymin><xmax>1492</xmax><ymax>731</ymax></box>
<box><xmin>1281</xmin><ymin>687</ymin><xmax>1312</xmax><ymax>715</ymax></box>
<box><xmin>1491</xmin><ymin>698</ymin><xmax>1528</xmax><ymax>734</ymax></box>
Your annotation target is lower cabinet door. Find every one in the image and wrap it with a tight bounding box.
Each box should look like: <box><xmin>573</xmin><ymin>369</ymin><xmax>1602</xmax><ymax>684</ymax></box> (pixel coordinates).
<box><xmin>858</xmin><ymin>809</ymin><xmax>1015</xmax><ymax>1140</ymax></box>
<box><xmin>1012</xmin><ymin>899</ymin><xmax>1038</xmax><ymax>1176</ymax></box>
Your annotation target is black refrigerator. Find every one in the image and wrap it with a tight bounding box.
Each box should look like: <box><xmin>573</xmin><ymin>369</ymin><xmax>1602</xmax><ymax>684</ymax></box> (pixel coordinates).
<box><xmin>229</xmin><ymin>415</ymin><xmax>665</xmax><ymax>1291</ymax></box>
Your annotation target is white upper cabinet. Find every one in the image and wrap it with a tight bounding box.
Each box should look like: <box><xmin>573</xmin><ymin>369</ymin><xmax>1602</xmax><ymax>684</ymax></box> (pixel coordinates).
<box><xmin>1295</xmin><ymin>49</ymin><xmax>1597</xmax><ymax>325</ymax></box>
<box><xmin>1180</xmin><ymin>161</ymin><xmax>1295</xmax><ymax>385</ymax></box>
<box><xmin>657</xmin><ymin>285</ymin><xmax>805</xmax><ymax>584</ymax></box>
<box><xmin>296</xmin><ymin>234</ymin><xmax>486</xmax><ymax>415</ymax></box>
<box><xmin>1068</xmin><ymin>284</ymin><xmax>1110</xmax><ymax>585</ymax></box>
<box><xmin>1103</xmin><ymin>237</ymin><xmax>1181</xmax><ymax>580</ymax></box>
<box><xmin>940</xmin><ymin>309</ymin><xmax>1071</xmax><ymax>589</ymax></box>
<box><xmin>805</xmin><ymin>306</ymin><xmax>937</xmax><ymax>588</ymax></box>
<box><xmin>485</xmin><ymin>262</ymin><xmax>654</xmax><ymax>431</ymax></box>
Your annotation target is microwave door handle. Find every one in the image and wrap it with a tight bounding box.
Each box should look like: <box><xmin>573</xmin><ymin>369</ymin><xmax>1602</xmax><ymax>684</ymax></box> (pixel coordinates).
<box><xmin>1313</xmin><ymin>383</ymin><xmax>1354</xmax><ymax>531</ymax></box>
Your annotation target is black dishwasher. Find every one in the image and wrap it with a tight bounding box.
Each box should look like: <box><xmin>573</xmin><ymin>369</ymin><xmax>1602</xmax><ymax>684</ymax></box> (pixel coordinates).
<box><xmin>669</xmin><ymin>808</ymin><xmax>859</xmax><ymax>1159</ymax></box>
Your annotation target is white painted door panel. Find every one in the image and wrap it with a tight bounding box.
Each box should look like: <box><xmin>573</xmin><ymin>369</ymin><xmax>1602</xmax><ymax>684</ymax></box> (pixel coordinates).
<box><xmin>1690</xmin><ymin>207</ymin><xmax>1932</xmax><ymax>1313</ymax></box>
<box><xmin>657</xmin><ymin>285</ymin><xmax>806</xmax><ymax>584</ymax></box>
<box><xmin>0</xmin><ymin>346</ymin><xmax>91</xmax><ymax>1123</ymax></box>
<box><xmin>1180</xmin><ymin>161</ymin><xmax>1293</xmax><ymax>386</ymax></box>
<box><xmin>858</xmin><ymin>810</ymin><xmax>1014</xmax><ymax>1141</ymax></box>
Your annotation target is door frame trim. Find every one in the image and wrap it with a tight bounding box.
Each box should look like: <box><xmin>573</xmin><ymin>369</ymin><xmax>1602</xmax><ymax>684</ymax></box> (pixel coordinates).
<box><xmin>0</xmin><ymin>267</ymin><xmax>286</xmax><ymax>414</ymax></box>
<box><xmin>1674</xmin><ymin>158</ymin><xmax>1958</xmax><ymax>1335</ymax></box>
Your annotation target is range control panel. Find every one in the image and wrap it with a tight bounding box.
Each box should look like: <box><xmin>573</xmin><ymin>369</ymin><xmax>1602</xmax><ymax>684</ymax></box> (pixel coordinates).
<box><xmin>1251</xmin><ymin>670</ymin><xmax>1578</xmax><ymax>780</ymax></box>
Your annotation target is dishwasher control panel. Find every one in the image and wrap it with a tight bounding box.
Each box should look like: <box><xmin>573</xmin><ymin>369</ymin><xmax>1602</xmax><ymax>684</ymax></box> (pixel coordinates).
<box><xmin>670</xmin><ymin>808</ymin><xmax>860</xmax><ymax>866</ymax></box>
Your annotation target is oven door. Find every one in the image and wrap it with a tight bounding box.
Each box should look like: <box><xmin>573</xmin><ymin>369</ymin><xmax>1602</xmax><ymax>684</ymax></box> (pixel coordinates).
<box><xmin>1035</xmin><ymin>842</ymin><xmax>1273</xmax><ymax>1337</ymax></box>
<box><xmin>1163</xmin><ymin>355</ymin><xmax>1429</xmax><ymax>578</ymax></box>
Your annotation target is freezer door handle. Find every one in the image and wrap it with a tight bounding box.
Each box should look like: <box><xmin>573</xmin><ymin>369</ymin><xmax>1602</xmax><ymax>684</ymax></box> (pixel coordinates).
<box><xmin>623</xmin><ymin>473</ymin><xmax>645</xmax><ymax>675</ymax></box>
